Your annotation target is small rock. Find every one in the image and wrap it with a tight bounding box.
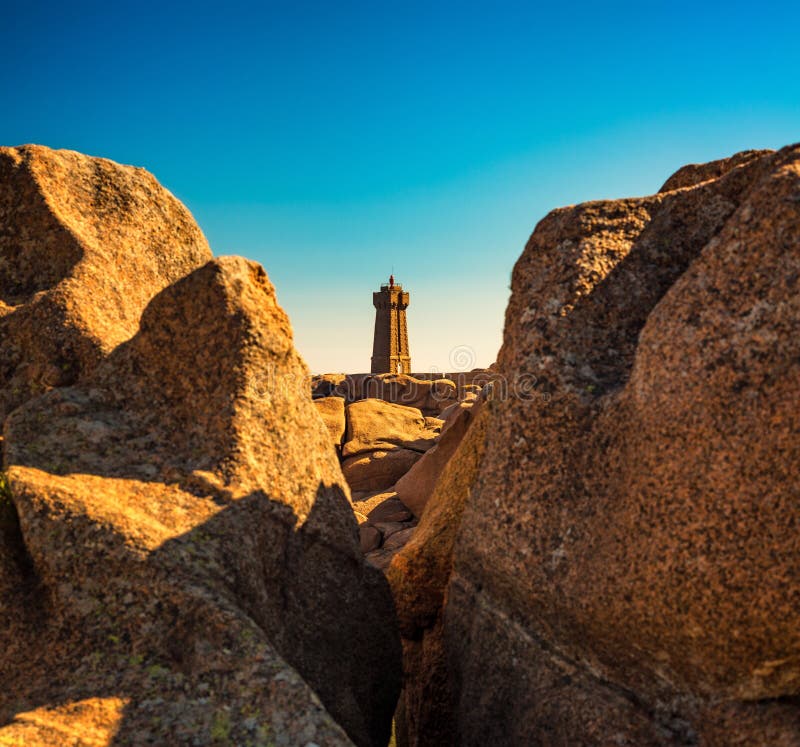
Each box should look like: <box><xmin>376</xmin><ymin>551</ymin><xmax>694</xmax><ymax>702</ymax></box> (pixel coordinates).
<box><xmin>342</xmin><ymin>400</ymin><xmax>440</xmax><ymax>457</ymax></box>
<box><xmin>341</xmin><ymin>448</ymin><xmax>422</xmax><ymax>492</ymax></box>
<box><xmin>359</xmin><ymin>525</ymin><xmax>382</xmax><ymax>553</ymax></box>
<box><xmin>372</xmin><ymin>522</ymin><xmax>408</xmax><ymax>540</ymax></box>
<box><xmin>383</xmin><ymin>527</ymin><xmax>415</xmax><ymax>551</ymax></box>
<box><xmin>357</xmin><ymin>493</ymin><xmax>414</xmax><ymax>524</ymax></box>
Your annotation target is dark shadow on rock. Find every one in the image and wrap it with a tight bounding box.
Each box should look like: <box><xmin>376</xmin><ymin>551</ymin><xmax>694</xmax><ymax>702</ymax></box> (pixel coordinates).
<box><xmin>533</xmin><ymin>154</ymin><xmax>771</xmax><ymax>399</ymax></box>
<box><xmin>0</xmin><ymin>480</ymin><xmax>401</xmax><ymax>747</ymax></box>
<box><xmin>0</xmin><ymin>151</ymin><xmax>85</xmax><ymax>306</ymax></box>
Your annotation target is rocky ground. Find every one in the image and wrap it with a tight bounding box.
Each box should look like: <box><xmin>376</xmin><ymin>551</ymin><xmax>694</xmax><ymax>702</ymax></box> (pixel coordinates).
<box><xmin>312</xmin><ymin>377</ymin><xmax>487</xmax><ymax>570</ymax></box>
<box><xmin>1</xmin><ymin>143</ymin><xmax>799</xmax><ymax>746</ymax></box>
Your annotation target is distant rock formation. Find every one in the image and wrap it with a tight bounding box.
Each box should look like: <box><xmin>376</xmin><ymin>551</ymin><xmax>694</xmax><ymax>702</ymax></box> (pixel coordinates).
<box><xmin>0</xmin><ymin>150</ymin><xmax>401</xmax><ymax>746</ymax></box>
<box><xmin>343</xmin><ymin>400</ymin><xmax>442</xmax><ymax>457</ymax></box>
<box><xmin>343</xmin><ymin>448</ymin><xmax>423</xmax><ymax>493</ymax></box>
<box><xmin>394</xmin><ymin>398</ymin><xmax>482</xmax><ymax>518</ymax></box>
<box><xmin>311</xmin><ymin>372</ymin><xmax>482</xmax><ymax>415</ymax></box>
<box><xmin>389</xmin><ymin>145</ymin><xmax>800</xmax><ymax>745</ymax></box>
<box><xmin>313</xmin><ymin>389</ymin><xmax>484</xmax><ymax>569</ymax></box>
<box><xmin>0</xmin><ymin>145</ymin><xmax>212</xmax><ymax>422</ymax></box>
<box><xmin>309</xmin><ymin>371</ymin><xmax>492</xmax><ymax>561</ymax></box>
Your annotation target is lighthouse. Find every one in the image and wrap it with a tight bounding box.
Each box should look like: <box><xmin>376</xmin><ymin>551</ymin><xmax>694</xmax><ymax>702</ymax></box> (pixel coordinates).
<box><xmin>371</xmin><ymin>276</ymin><xmax>411</xmax><ymax>374</ymax></box>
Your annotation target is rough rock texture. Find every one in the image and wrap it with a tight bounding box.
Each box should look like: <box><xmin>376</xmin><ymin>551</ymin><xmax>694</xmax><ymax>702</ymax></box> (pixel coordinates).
<box><xmin>1</xmin><ymin>257</ymin><xmax>400</xmax><ymax>746</ymax></box>
<box><xmin>659</xmin><ymin>148</ymin><xmax>772</xmax><ymax>192</ymax></box>
<box><xmin>398</xmin><ymin>145</ymin><xmax>800</xmax><ymax>744</ymax></box>
<box><xmin>394</xmin><ymin>401</ymin><xmax>481</xmax><ymax>518</ymax></box>
<box><xmin>311</xmin><ymin>373</ymin><xmax>347</xmax><ymax>399</ymax></box>
<box><xmin>343</xmin><ymin>400</ymin><xmax>441</xmax><ymax>457</ymax></box>
<box><xmin>313</xmin><ymin>395</ymin><xmax>346</xmax><ymax>449</ymax></box>
<box><xmin>341</xmin><ymin>448</ymin><xmax>422</xmax><ymax>492</ymax></box>
<box><xmin>0</xmin><ymin>145</ymin><xmax>212</xmax><ymax>422</ymax></box>
<box><xmin>388</xmin><ymin>409</ymin><xmax>488</xmax><ymax>747</ymax></box>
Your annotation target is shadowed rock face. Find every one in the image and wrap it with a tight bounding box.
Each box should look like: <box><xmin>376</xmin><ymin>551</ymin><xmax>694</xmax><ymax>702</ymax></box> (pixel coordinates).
<box><xmin>314</xmin><ymin>396</ymin><xmax>347</xmax><ymax>449</ymax></box>
<box><xmin>0</xmin><ymin>145</ymin><xmax>212</xmax><ymax>422</ymax></box>
<box><xmin>387</xmin><ymin>406</ymin><xmax>488</xmax><ymax>747</ymax></box>
<box><xmin>394</xmin><ymin>401</ymin><xmax>479</xmax><ymax>519</ymax></box>
<box><xmin>390</xmin><ymin>145</ymin><xmax>800</xmax><ymax>745</ymax></box>
<box><xmin>1</xmin><ymin>257</ymin><xmax>401</xmax><ymax>746</ymax></box>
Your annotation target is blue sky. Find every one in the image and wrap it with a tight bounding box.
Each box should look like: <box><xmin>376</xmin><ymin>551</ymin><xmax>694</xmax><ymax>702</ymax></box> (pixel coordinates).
<box><xmin>2</xmin><ymin>0</ymin><xmax>799</xmax><ymax>372</ymax></box>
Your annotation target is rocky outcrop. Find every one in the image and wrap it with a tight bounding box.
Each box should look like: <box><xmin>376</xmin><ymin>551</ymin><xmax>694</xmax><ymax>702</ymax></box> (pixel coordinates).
<box><xmin>313</xmin><ymin>395</ymin><xmax>346</xmax><ymax>450</ymax></box>
<box><xmin>394</xmin><ymin>399</ymin><xmax>482</xmax><ymax>518</ymax></box>
<box><xmin>332</xmin><ymin>384</ymin><xmax>489</xmax><ymax>566</ymax></box>
<box><xmin>342</xmin><ymin>448</ymin><xmax>423</xmax><ymax>493</ymax></box>
<box><xmin>351</xmin><ymin>490</ymin><xmax>416</xmax><ymax>570</ymax></box>
<box><xmin>311</xmin><ymin>373</ymin><xmax>462</xmax><ymax>415</ymax></box>
<box><xmin>658</xmin><ymin>148</ymin><xmax>772</xmax><ymax>192</ymax></box>
<box><xmin>319</xmin><ymin>392</ymin><xmax>480</xmax><ymax>565</ymax></box>
<box><xmin>361</xmin><ymin>374</ymin><xmax>458</xmax><ymax>414</ymax></box>
<box><xmin>343</xmin><ymin>400</ymin><xmax>442</xmax><ymax>457</ymax></box>
<box><xmin>311</xmin><ymin>373</ymin><xmax>348</xmax><ymax>399</ymax></box>
<box><xmin>392</xmin><ymin>145</ymin><xmax>800</xmax><ymax>744</ymax></box>
<box><xmin>0</xmin><ymin>145</ymin><xmax>212</xmax><ymax>422</ymax></box>
<box><xmin>1</xmin><ymin>257</ymin><xmax>400</xmax><ymax>746</ymax></box>
<box><xmin>387</xmin><ymin>408</ymin><xmax>489</xmax><ymax>747</ymax></box>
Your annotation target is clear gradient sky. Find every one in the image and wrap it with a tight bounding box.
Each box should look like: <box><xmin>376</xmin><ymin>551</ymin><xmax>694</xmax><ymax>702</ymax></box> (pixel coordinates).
<box><xmin>2</xmin><ymin>1</ymin><xmax>799</xmax><ymax>372</ymax></box>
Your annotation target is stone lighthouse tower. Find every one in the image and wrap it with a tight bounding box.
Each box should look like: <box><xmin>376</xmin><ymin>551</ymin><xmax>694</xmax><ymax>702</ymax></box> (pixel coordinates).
<box><xmin>371</xmin><ymin>275</ymin><xmax>411</xmax><ymax>374</ymax></box>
